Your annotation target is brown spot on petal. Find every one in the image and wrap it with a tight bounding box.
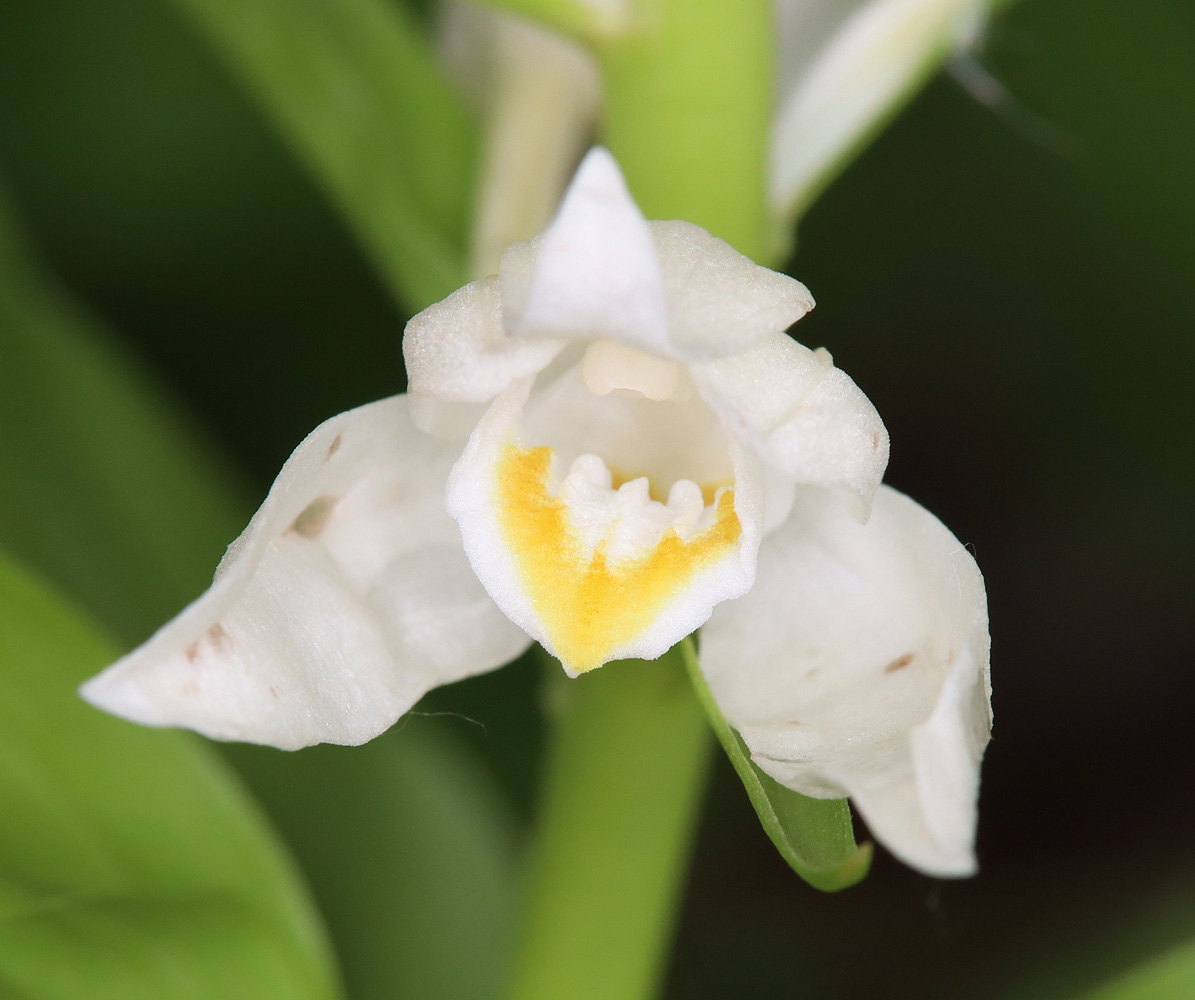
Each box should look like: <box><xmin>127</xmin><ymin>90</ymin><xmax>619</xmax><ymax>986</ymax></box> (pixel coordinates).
<box><xmin>327</xmin><ymin>434</ymin><xmax>342</xmax><ymax>460</ymax></box>
<box><xmin>289</xmin><ymin>495</ymin><xmax>338</xmax><ymax>538</ymax></box>
<box><xmin>269</xmin><ymin>686</ymin><xmax>279</xmax><ymax>699</ymax></box>
<box><xmin>885</xmin><ymin>652</ymin><xmax>915</xmax><ymax>673</ymax></box>
<box><xmin>185</xmin><ymin>641</ymin><xmax>201</xmax><ymax>664</ymax></box>
<box><xmin>208</xmin><ymin>623</ymin><xmax>232</xmax><ymax>653</ymax></box>
<box><xmin>871</xmin><ymin>430</ymin><xmax>882</xmax><ymax>450</ymax></box>
<box><xmin>787</xmin><ymin>719</ymin><xmax>803</xmax><ymax>726</ymax></box>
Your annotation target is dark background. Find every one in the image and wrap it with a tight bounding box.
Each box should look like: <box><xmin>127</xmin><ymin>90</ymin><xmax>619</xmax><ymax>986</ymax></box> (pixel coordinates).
<box><xmin>1</xmin><ymin>0</ymin><xmax>1192</xmax><ymax>997</ymax></box>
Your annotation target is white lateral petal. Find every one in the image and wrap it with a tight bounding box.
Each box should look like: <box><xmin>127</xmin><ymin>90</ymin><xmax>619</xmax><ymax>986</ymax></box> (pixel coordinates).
<box><xmin>510</xmin><ymin>147</ymin><xmax>672</xmax><ymax>356</ymax></box>
<box><xmin>81</xmin><ymin>397</ymin><xmax>530</xmax><ymax>749</ymax></box>
<box><xmin>651</xmin><ymin>220</ymin><xmax>816</xmax><ymax>359</ymax></box>
<box><xmin>690</xmin><ymin>333</ymin><xmax>889</xmax><ymax>520</ymax></box>
<box><xmin>700</xmin><ymin>485</ymin><xmax>990</xmax><ymax>877</ymax></box>
<box><xmin>771</xmin><ymin>0</ymin><xmax>987</xmax><ymax>218</ymax></box>
<box><xmin>447</xmin><ymin>370</ymin><xmax>764</xmax><ymax>675</ymax></box>
<box><xmin>404</xmin><ymin>276</ymin><xmax>565</xmax><ymax>416</ymax></box>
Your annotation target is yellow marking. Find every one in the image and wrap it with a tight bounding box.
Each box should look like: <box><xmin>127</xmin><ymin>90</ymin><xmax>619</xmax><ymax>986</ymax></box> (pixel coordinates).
<box><xmin>497</xmin><ymin>444</ymin><xmax>741</xmax><ymax>673</ymax></box>
<box><xmin>609</xmin><ymin>468</ymin><xmax>728</xmax><ymax>506</ymax></box>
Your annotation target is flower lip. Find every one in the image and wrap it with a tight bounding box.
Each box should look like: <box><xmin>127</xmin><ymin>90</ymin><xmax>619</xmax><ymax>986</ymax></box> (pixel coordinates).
<box><xmin>523</xmin><ymin>359</ymin><xmax>734</xmax><ymax>506</ymax></box>
<box><xmin>446</xmin><ymin>362</ymin><xmax>765</xmax><ymax>675</ymax></box>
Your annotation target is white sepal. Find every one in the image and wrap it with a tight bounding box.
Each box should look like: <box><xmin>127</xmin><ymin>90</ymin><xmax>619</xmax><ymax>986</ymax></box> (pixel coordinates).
<box><xmin>690</xmin><ymin>333</ymin><xmax>889</xmax><ymax>520</ymax></box>
<box><xmin>502</xmin><ymin>218</ymin><xmax>816</xmax><ymax>365</ymax></box>
<box><xmin>81</xmin><ymin>397</ymin><xmax>529</xmax><ymax>749</ymax></box>
<box><xmin>699</xmin><ymin>484</ymin><xmax>990</xmax><ymax>877</ymax></box>
<box><xmin>772</xmin><ymin>0</ymin><xmax>987</xmax><ymax>219</ymax></box>
<box><xmin>511</xmin><ymin>148</ymin><xmax>673</xmax><ymax>356</ymax></box>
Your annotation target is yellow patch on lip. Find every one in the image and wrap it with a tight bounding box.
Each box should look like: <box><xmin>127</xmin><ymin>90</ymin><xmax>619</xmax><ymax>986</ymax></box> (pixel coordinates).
<box><xmin>497</xmin><ymin>443</ymin><xmax>741</xmax><ymax>673</ymax></box>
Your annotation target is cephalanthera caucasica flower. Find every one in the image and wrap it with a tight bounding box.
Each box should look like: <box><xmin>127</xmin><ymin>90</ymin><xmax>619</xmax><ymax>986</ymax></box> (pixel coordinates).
<box><xmin>82</xmin><ymin>149</ymin><xmax>990</xmax><ymax>878</ymax></box>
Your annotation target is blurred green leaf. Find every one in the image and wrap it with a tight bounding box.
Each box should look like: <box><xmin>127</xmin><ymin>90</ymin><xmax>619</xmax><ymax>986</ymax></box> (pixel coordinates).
<box><xmin>0</xmin><ymin>172</ymin><xmax>520</xmax><ymax>999</ymax></box>
<box><xmin>227</xmin><ymin>721</ymin><xmax>520</xmax><ymax>1000</ymax></box>
<box><xmin>0</xmin><ymin>550</ymin><xmax>341</xmax><ymax>999</ymax></box>
<box><xmin>173</xmin><ymin>0</ymin><xmax>478</xmax><ymax>309</ymax></box>
<box><xmin>1077</xmin><ymin>941</ymin><xmax>1195</xmax><ymax>1000</ymax></box>
<box><xmin>681</xmin><ymin>637</ymin><xmax>871</xmax><ymax>892</ymax></box>
<box><xmin>0</xmin><ymin>185</ymin><xmax>246</xmax><ymax>645</ymax></box>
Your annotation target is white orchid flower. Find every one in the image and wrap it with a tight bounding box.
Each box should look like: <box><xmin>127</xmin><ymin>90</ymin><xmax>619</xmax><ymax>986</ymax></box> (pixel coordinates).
<box><xmin>82</xmin><ymin>149</ymin><xmax>990</xmax><ymax>878</ymax></box>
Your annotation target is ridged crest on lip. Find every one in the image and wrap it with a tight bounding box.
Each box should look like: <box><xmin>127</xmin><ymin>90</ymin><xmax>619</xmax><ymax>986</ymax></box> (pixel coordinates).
<box><xmin>495</xmin><ymin>441</ymin><xmax>741</xmax><ymax>674</ymax></box>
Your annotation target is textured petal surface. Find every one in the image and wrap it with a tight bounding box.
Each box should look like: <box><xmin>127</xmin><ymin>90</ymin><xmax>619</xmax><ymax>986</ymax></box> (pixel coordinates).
<box><xmin>691</xmin><ymin>333</ymin><xmax>889</xmax><ymax>520</ymax></box>
<box><xmin>650</xmin><ymin>220</ymin><xmax>815</xmax><ymax>359</ymax></box>
<box><xmin>507</xmin><ymin>147</ymin><xmax>672</xmax><ymax>355</ymax></box>
<box><xmin>771</xmin><ymin>0</ymin><xmax>986</xmax><ymax>216</ymax></box>
<box><xmin>82</xmin><ymin>397</ymin><xmax>530</xmax><ymax>749</ymax></box>
<box><xmin>501</xmin><ymin>218</ymin><xmax>815</xmax><ymax>364</ymax></box>
<box><xmin>404</xmin><ymin>275</ymin><xmax>564</xmax><ymax>411</ymax></box>
<box><xmin>700</xmin><ymin>485</ymin><xmax>990</xmax><ymax>877</ymax></box>
<box><xmin>448</xmin><ymin>366</ymin><xmax>765</xmax><ymax>675</ymax></box>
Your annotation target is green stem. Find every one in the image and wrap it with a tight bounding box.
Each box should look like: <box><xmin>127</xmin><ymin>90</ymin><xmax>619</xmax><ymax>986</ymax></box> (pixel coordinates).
<box><xmin>597</xmin><ymin>0</ymin><xmax>776</xmax><ymax>264</ymax></box>
<box><xmin>504</xmin><ymin>7</ymin><xmax>776</xmax><ymax>998</ymax></box>
<box><xmin>505</xmin><ymin>646</ymin><xmax>711</xmax><ymax>1000</ymax></box>
<box><xmin>471</xmin><ymin>0</ymin><xmax>627</xmax><ymax>45</ymax></box>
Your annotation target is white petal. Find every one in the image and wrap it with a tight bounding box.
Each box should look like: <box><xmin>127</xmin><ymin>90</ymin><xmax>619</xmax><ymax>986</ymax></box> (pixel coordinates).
<box><xmin>771</xmin><ymin>0</ymin><xmax>987</xmax><ymax>218</ymax></box>
<box><xmin>650</xmin><ymin>220</ymin><xmax>815</xmax><ymax>359</ymax></box>
<box><xmin>404</xmin><ymin>276</ymin><xmax>565</xmax><ymax>418</ymax></box>
<box><xmin>690</xmin><ymin>333</ymin><xmax>889</xmax><ymax>520</ymax></box>
<box><xmin>700</xmin><ymin>485</ymin><xmax>990</xmax><ymax>877</ymax></box>
<box><xmin>81</xmin><ymin>397</ymin><xmax>530</xmax><ymax>749</ymax></box>
<box><xmin>502</xmin><ymin>218</ymin><xmax>815</xmax><ymax>363</ymax></box>
<box><xmin>447</xmin><ymin>366</ymin><xmax>765</xmax><ymax>675</ymax></box>
<box><xmin>508</xmin><ymin>147</ymin><xmax>673</xmax><ymax>356</ymax></box>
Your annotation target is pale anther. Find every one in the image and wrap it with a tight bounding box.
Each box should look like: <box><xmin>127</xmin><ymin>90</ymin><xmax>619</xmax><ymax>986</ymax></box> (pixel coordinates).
<box><xmin>581</xmin><ymin>338</ymin><xmax>681</xmax><ymax>400</ymax></box>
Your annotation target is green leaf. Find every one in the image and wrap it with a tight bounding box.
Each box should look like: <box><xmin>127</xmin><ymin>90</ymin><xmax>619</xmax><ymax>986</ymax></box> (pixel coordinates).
<box><xmin>0</xmin><ymin>185</ymin><xmax>246</xmax><ymax>646</ymax></box>
<box><xmin>225</xmin><ymin>723</ymin><xmax>520</xmax><ymax>1000</ymax></box>
<box><xmin>0</xmin><ymin>174</ymin><xmax>519</xmax><ymax>999</ymax></box>
<box><xmin>1077</xmin><ymin>941</ymin><xmax>1195</xmax><ymax>1000</ymax></box>
<box><xmin>680</xmin><ymin>637</ymin><xmax>871</xmax><ymax>892</ymax></box>
<box><xmin>172</xmin><ymin>0</ymin><xmax>478</xmax><ymax>309</ymax></box>
<box><xmin>0</xmin><ymin>551</ymin><xmax>341</xmax><ymax>999</ymax></box>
